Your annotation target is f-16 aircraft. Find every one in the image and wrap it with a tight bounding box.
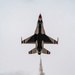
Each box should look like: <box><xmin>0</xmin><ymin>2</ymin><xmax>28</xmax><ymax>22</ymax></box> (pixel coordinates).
<box><xmin>21</xmin><ymin>14</ymin><xmax>58</xmax><ymax>55</ymax></box>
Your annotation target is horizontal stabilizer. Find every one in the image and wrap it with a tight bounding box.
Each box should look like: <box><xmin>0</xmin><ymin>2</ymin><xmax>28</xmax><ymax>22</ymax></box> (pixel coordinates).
<box><xmin>28</xmin><ymin>48</ymin><xmax>37</xmax><ymax>54</ymax></box>
<box><xmin>42</xmin><ymin>48</ymin><xmax>50</xmax><ymax>54</ymax></box>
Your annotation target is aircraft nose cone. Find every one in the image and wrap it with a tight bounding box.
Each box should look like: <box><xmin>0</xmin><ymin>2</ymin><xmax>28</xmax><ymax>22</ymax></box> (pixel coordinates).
<box><xmin>39</xmin><ymin>14</ymin><xmax>42</xmax><ymax>19</ymax></box>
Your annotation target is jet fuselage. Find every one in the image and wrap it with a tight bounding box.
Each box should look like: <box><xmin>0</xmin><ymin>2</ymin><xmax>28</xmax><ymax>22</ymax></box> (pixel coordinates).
<box><xmin>37</xmin><ymin>35</ymin><xmax>42</xmax><ymax>54</ymax></box>
<box><xmin>37</xmin><ymin>21</ymin><xmax>43</xmax><ymax>54</ymax></box>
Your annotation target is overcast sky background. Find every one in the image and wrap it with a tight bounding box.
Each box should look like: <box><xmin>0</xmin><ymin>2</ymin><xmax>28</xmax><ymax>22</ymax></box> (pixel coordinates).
<box><xmin>0</xmin><ymin>0</ymin><xmax>75</xmax><ymax>75</ymax></box>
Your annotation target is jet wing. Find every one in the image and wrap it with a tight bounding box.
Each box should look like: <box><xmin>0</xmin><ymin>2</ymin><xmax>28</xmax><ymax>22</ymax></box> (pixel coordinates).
<box><xmin>42</xmin><ymin>34</ymin><xmax>58</xmax><ymax>44</ymax></box>
<box><xmin>21</xmin><ymin>34</ymin><xmax>37</xmax><ymax>44</ymax></box>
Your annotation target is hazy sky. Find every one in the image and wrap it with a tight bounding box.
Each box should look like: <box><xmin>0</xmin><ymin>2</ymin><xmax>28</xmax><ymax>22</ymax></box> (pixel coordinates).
<box><xmin>0</xmin><ymin>0</ymin><xmax>75</xmax><ymax>75</ymax></box>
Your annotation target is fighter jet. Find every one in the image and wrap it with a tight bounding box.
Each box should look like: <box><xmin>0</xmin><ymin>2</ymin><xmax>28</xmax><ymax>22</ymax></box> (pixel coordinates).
<box><xmin>21</xmin><ymin>14</ymin><xmax>58</xmax><ymax>55</ymax></box>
